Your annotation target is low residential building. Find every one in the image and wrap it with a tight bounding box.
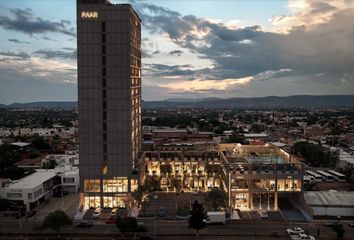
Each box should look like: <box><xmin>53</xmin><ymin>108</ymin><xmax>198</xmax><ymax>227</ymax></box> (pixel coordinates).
<box><xmin>57</xmin><ymin>166</ymin><xmax>80</xmax><ymax>193</ymax></box>
<box><xmin>337</xmin><ymin>150</ymin><xmax>354</xmax><ymax>168</ymax></box>
<box><xmin>42</xmin><ymin>154</ymin><xmax>79</xmax><ymax>167</ymax></box>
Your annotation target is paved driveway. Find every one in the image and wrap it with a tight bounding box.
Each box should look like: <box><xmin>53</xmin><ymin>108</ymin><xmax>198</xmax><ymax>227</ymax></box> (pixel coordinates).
<box><xmin>34</xmin><ymin>194</ymin><xmax>79</xmax><ymax>220</ymax></box>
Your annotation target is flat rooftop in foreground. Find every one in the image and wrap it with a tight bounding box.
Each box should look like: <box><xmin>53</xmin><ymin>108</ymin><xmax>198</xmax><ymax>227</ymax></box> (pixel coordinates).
<box><xmin>245</xmin><ymin>156</ymin><xmax>286</xmax><ymax>164</ymax></box>
<box><xmin>305</xmin><ymin>191</ymin><xmax>354</xmax><ymax>207</ymax></box>
<box><xmin>5</xmin><ymin>170</ymin><xmax>56</xmax><ymax>189</ymax></box>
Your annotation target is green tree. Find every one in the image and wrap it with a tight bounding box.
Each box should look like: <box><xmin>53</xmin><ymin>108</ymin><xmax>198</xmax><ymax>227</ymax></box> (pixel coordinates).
<box><xmin>43</xmin><ymin>159</ymin><xmax>57</xmax><ymax>169</ymax></box>
<box><xmin>343</xmin><ymin>166</ymin><xmax>353</xmax><ymax>181</ymax></box>
<box><xmin>0</xmin><ymin>145</ymin><xmax>21</xmax><ymax>169</ymax></box>
<box><xmin>0</xmin><ymin>199</ymin><xmax>11</xmax><ymax>215</ymax></box>
<box><xmin>205</xmin><ymin>188</ymin><xmax>228</xmax><ymax>211</ymax></box>
<box><xmin>31</xmin><ymin>136</ymin><xmax>51</xmax><ymax>151</ymax></box>
<box><xmin>250</xmin><ymin>124</ymin><xmax>265</xmax><ymax>133</ymax></box>
<box><xmin>227</xmin><ymin>134</ymin><xmax>245</xmax><ymax>143</ymax></box>
<box><xmin>42</xmin><ymin>210</ymin><xmax>72</xmax><ymax>237</ymax></box>
<box><xmin>115</xmin><ymin>217</ymin><xmax>138</xmax><ymax>237</ymax></box>
<box><xmin>188</xmin><ymin>200</ymin><xmax>208</xmax><ymax>237</ymax></box>
<box><xmin>134</xmin><ymin>183</ymin><xmax>154</xmax><ymax>216</ymax></box>
<box><xmin>293</xmin><ymin>141</ymin><xmax>336</xmax><ymax>167</ymax></box>
<box><xmin>332</xmin><ymin>223</ymin><xmax>345</xmax><ymax>239</ymax></box>
<box><xmin>0</xmin><ymin>165</ymin><xmax>25</xmax><ymax>180</ymax></box>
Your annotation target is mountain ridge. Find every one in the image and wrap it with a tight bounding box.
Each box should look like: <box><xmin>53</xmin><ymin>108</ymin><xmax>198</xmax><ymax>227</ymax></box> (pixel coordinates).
<box><xmin>0</xmin><ymin>95</ymin><xmax>353</xmax><ymax>109</ymax></box>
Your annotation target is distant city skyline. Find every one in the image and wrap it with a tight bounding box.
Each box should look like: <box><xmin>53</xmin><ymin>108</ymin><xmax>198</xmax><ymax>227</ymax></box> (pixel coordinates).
<box><xmin>0</xmin><ymin>0</ymin><xmax>354</xmax><ymax>104</ymax></box>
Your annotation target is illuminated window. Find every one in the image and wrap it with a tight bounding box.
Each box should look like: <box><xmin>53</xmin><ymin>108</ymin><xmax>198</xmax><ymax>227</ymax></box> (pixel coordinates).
<box><xmin>131</xmin><ymin>179</ymin><xmax>138</xmax><ymax>192</ymax></box>
<box><xmin>103</xmin><ymin>178</ymin><xmax>128</xmax><ymax>192</ymax></box>
<box><xmin>84</xmin><ymin>196</ymin><xmax>100</xmax><ymax>209</ymax></box>
<box><xmin>102</xmin><ymin>165</ymin><xmax>108</xmax><ymax>175</ymax></box>
<box><xmin>84</xmin><ymin>179</ymin><xmax>100</xmax><ymax>192</ymax></box>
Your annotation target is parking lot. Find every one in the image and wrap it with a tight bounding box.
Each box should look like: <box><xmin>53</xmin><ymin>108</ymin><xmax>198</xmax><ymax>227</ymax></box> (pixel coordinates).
<box><xmin>35</xmin><ymin>193</ymin><xmax>79</xmax><ymax>220</ymax></box>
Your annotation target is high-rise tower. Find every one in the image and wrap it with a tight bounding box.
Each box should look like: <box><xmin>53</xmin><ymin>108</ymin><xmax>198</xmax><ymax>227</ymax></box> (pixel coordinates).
<box><xmin>77</xmin><ymin>0</ymin><xmax>141</xmax><ymax>208</ymax></box>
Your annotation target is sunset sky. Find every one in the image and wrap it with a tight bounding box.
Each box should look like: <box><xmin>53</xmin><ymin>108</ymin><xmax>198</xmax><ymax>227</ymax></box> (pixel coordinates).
<box><xmin>0</xmin><ymin>0</ymin><xmax>353</xmax><ymax>104</ymax></box>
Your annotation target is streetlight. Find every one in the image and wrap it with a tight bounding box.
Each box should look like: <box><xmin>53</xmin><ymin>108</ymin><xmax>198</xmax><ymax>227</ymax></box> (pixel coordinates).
<box><xmin>228</xmin><ymin>172</ymin><xmax>231</xmax><ymax>213</ymax></box>
<box><xmin>153</xmin><ymin>194</ymin><xmax>158</xmax><ymax>240</ymax></box>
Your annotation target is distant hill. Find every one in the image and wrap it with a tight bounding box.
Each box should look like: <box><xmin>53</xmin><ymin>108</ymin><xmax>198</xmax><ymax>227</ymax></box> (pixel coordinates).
<box><xmin>4</xmin><ymin>101</ymin><xmax>77</xmax><ymax>109</ymax></box>
<box><xmin>1</xmin><ymin>95</ymin><xmax>354</xmax><ymax>109</ymax></box>
<box><xmin>143</xmin><ymin>95</ymin><xmax>354</xmax><ymax>109</ymax></box>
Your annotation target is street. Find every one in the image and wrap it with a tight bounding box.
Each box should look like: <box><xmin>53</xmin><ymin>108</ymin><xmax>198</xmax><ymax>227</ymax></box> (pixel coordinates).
<box><xmin>1</xmin><ymin>216</ymin><xmax>354</xmax><ymax>239</ymax></box>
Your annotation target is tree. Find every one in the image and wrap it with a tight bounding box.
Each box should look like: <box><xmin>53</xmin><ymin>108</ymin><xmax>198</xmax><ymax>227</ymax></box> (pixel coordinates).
<box><xmin>0</xmin><ymin>165</ymin><xmax>25</xmax><ymax>180</ymax></box>
<box><xmin>134</xmin><ymin>183</ymin><xmax>154</xmax><ymax>216</ymax></box>
<box><xmin>188</xmin><ymin>200</ymin><xmax>208</xmax><ymax>237</ymax></box>
<box><xmin>0</xmin><ymin>199</ymin><xmax>11</xmax><ymax>215</ymax></box>
<box><xmin>343</xmin><ymin>166</ymin><xmax>353</xmax><ymax>181</ymax></box>
<box><xmin>31</xmin><ymin>136</ymin><xmax>51</xmax><ymax>151</ymax></box>
<box><xmin>205</xmin><ymin>188</ymin><xmax>228</xmax><ymax>211</ymax></box>
<box><xmin>332</xmin><ymin>223</ymin><xmax>345</xmax><ymax>239</ymax></box>
<box><xmin>42</xmin><ymin>210</ymin><xmax>72</xmax><ymax>237</ymax></box>
<box><xmin>115</xmin><ymin>217</ymin><xmax>138</xmax><ymax>237</ymax></box>
<box><xmin>227</xmin><ymin>134</ymin><xmax>245</xmax><ymax>144</ymax></box>
<box><xmin>43</xmin><ymin>159</ymin><xmax>57</xmax><ymax>169</ymax></box>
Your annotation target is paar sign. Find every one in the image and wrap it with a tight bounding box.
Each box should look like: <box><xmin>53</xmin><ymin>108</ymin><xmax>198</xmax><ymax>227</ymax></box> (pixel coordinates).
<box><xmin>81</xmin><ymin>11</ymin><xmax>98</xmax><ymax>18</ymax></box>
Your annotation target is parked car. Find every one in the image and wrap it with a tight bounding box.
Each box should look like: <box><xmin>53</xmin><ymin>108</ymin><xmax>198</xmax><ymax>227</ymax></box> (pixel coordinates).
<box><xmin>13</xmin><ymin>211</ymin><xmax>25</xmax><ymax>219</ymax></box>
<box><xmin>106</xmin><ymin>218</ymin><xmax>116</xmax><ymax>224</ymax></box>
<box><xmin>158</xmin><ymin>207</ymin><xmax>167</xmax><ymax>217</ymax></box>
<box><xmin>92</xmin><ymin>208</ymin><xmax>102</xmax><ymax>219</ymax></box>
<box><xmin>76</xmin><ymin>221</ymin><xmax>93</xmax><ymax>228</ymax></box>
<box><xmin>324</xmin><ymin>221</ymin><xmax>342</xmax><ymax>227</ymax></box>
<box><xmin>287</xmin><ymin>227</ymin><xmax>305</xmax><ymax>235</ymax></box>
<box><xmin>205</xmin><ymin>211</ymin><xmax>226</xmax><ymax>224</ymax></box>
<box><xmin>258</xmin><ymin>210</ymin><xmax>268</xmax><ymax>219</ymax></box>
<box><xmin>290</xmin><ymin>233</ymin><xmax>316</xmax><ymax>240</ymax></box>
<box><xmin>111</xmin><ymin>208</ymin><xmax>118</xmax><ymax>218</ymax></box>
<box><xmin>26</xmin><ymin>210</ymin><xmax>36</xmax><ymax>218</ymax></box>
<box><xmin>139</xmin><ymin>234</ymin><xmax>154</xmax><ymax>240</ymax></box>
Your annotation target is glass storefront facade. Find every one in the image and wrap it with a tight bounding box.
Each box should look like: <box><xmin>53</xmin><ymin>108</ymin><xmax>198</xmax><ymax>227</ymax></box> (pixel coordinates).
<box><xmin>82</xmin><ymin>177</ymin><xmax>136</xmax><ymax>209</ymax></box>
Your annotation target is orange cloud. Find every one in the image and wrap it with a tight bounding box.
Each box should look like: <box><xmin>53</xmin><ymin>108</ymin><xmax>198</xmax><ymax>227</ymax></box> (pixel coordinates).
<box><xmin>158</xmin><ymin>76</ymin><xmax>253</xmax><ymax>92</ymax></box>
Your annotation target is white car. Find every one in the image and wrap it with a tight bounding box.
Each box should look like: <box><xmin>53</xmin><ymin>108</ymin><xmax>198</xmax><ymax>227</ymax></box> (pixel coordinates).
<box><xmin>287</xmin><ymin>227</ymin><xmax>305</xmax><ymax>235</ymax></box>
<box><xmin>92</xmin><ymin>208</ymin><xmax>102</xmax><ymax>219</ymax></box>
<box><xmin>290</xmin><ymin>234</ymin><xmax>316</xmax><ymax>240</ymax></box>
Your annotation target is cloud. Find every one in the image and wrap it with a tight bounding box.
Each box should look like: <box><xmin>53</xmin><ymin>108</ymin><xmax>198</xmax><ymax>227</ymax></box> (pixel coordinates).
<box><xmin>270</xmin><ymin>0</ymin><xmax>351</xmax><ymax>33</ymax></box>
<box><xmin>159</xmin><ymin>76</ymin><xmax>253</xmax><ymax>92</ymax></box>
<box><xmin>168</xmin><ymin>50</ymin><xmax>183</xmax><ymax>56</ymax></box>
<box><xmin>0</xmin><ymin>54</ymin><xmax>76</xmax><ymax>83</ymax></box>
<box><xmin>134</xmin><ymin>0</ymin><xmax>354</xmax><ymax>90</ymax></box>
<box><xmin>42</xmin><ymin>36</ymin><xmax>58</xmax><ymax>41</ymax></box>
<box><xmin>0</xmin><ymin>50</ymin><xmax>30</xmax><ymax>59</ymax></box>
<box><xmin>0</xmin><ymin>8</ymin><xmax>75</xmax><ymax>36</ymax></box>
<box><xmin>33</xmin><ymin>49</ymin><xmax>77</xmax><ymax>60</ymax></box>
<box><xmin>144</xmin><ymin>63</ymin><xmax>197</xmax><ymax>77</ymax></box>
<box><xmin>8</xmin><ymin>38</ymin><xmax>29</xmax><ymax>44</ymax></box>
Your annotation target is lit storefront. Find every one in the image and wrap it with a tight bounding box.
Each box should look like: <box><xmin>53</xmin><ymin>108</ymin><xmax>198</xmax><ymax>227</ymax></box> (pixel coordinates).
<box><xmin>142</xmin><ymin>152</ymin><xmax>225</xmax><ymax>192</ymax></box>
<box><xmin>82</xmin><ymin>177</ymin><xmax>137</xmax><ymax>209</ymax></box>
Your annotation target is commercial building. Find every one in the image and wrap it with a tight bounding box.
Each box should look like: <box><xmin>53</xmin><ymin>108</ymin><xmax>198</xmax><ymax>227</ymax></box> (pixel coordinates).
<box><xmin>0</xmin><ymin>170</ymin><xmax>60</xmax><ymax>212</ymax></box>
<box><xmin>141</xmin><ymin>143</ymin><xmax>303</xmax><ymax>211</ymax></box>
<box><xmin>0</xmin><ymin>166</ymin><xmax>80</xmax><ymax>212</ymax></box>
<box><xmin>77</xmin><ymin>0</ymin><xmax>141</xmax><ymax>209</ymax></box>
<box><xmin>305</xmin><ymin>191</ymin><xmax>354</xmax><ymax>217</ymax></box>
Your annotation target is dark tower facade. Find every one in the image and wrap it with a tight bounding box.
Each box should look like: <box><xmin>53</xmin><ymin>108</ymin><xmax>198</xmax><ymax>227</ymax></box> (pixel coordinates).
<box><xmin>77</xmin><ymin>0</ymin><xmax>141</xmax><ymax>208</ymax></box>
